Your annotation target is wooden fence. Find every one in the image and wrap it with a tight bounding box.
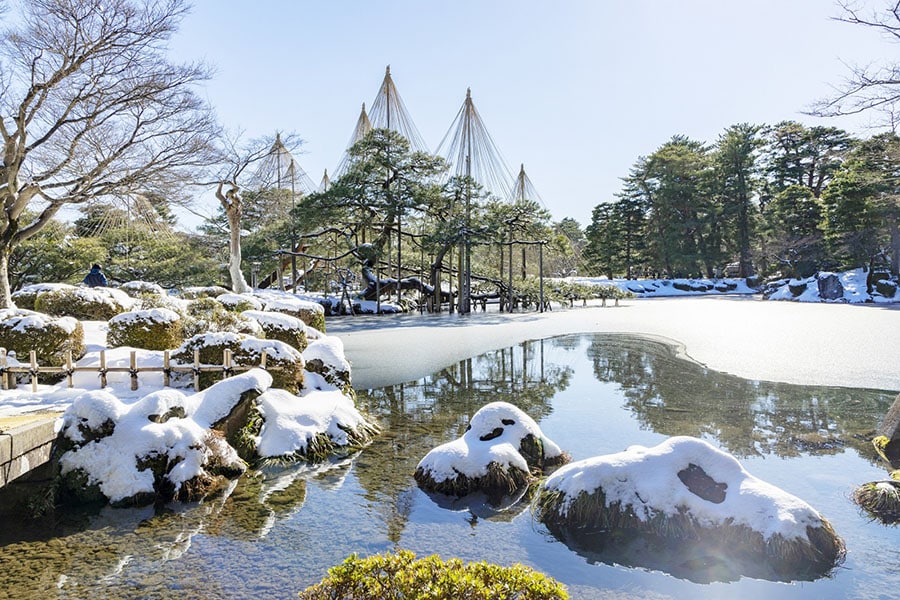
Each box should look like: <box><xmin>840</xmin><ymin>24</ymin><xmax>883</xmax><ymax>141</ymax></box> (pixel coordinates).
<box><xmin>0</xmin><ymin>348</ymin><xmax>273</xmax><ymax>393</ymax></box>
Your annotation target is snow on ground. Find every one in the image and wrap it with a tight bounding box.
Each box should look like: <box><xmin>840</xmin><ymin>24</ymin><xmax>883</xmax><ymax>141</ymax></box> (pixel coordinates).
<box><xmin>566</xmin><ymin>276</ymin><xmax>758</xmax><ymax>297</ymax></box>
<box><xmin>765</xmin><ymin>268</ymin><xmax>896</xmax><ymax>304</ymax></box>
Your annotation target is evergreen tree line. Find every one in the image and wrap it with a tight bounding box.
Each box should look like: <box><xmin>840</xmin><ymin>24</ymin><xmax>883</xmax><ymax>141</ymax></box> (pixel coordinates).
<box><xmin>583</xmin><ymin>122</ymin><xmax>900</xmax><ymax>281</ymax></box>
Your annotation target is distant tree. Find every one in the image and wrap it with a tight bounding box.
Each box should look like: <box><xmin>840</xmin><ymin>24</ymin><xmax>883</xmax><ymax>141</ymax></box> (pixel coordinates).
<box><xmin>9</xmin><ymin>218</ymin><xmax>105</xmax><ymax>289</ymax></box>
<box><xmin>547</xmin><ymin>217</ymin><xmax>585</xmax><ymax>278</ymax></box>
<box><xmin>713</xmin><ymin>124</ymin><xmax>763</xmax><ymax>277</ymax></box>
<box><xmin>821</xmin><ymin>132</ymin><xmax>900</xmax><ymax>276</ymax></box>
<box><xmin>298</xmin><ymin>129</ymin><xmax>446</xmax><ymax>268</ymax></box>
<box><xmin>583</xmin><ymin>203</ymin><xmax>621</xmax><ymax>279</ymax></box>
<box><xmin>765</xmin><ymin>185</ymin><xmax>826</xmax><ymax>278</ymax></box>
<box><xmin>642</xmin><ymin>136</ymin><xmax>717</xmax><ymax>277</ymax></box>
<box><xmin>762</xmin><ymin>122</ymin><xmax>853</xmax><ymax>199</ymax></box>
<box><xmin>0</xmin><ymin>0</ymin><xmax>218</xmax><ymax>307</ymax></box>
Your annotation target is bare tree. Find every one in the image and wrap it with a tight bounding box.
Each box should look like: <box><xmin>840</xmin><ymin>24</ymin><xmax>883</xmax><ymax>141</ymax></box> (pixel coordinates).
<box><xmin>0</xmin><ymin>0</ymin><xmax>218</xmax><ymax>306</ymax></box>
<box><xmin>809</xmin><ymin>1</ymin><xmax>900</xmax><ymax>120</ymax></box>
<box><xmin>210</xmin><ymin>131</ymin><xmax>304</xmax><ymax>293</ymax></box>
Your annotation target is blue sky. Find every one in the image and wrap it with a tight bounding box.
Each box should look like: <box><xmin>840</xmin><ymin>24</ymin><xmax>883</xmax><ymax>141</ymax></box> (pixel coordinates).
<box><xmin>171</xmin><ymin>0</ymin><xmax>891</xmax><ymax>230</ymax></box>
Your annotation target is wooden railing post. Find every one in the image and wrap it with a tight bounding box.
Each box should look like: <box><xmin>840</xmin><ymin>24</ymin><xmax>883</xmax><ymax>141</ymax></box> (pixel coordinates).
<box><xmin>163</xmin><ymin>350</ymin><xmax>171</xmax><ymax>388</ymax></box>
<box><xmin>100</xmin><ymin>350</ymin><xmax>107</xmax><ymax>388</ymax></box>
<box><xmin>130</xmin><ymin>351</ymin><xmax>138</xmax><ymax>391</ymax></box>
<box><xmin>1</xmin><ymin>348</ymin><xmax>8</xmax><ymax>391</ymax></box>
<box><xmin>193</xmin><ymin>349</ymin><xmax>200</xmax><ymax>391</ymax></box>
<box><xmin>66</xmin><ymin>351</ymin><xmax>74</xmax><ymax>388</ymax></box>
<box><xmin>29</xmin><ymin>350</ymin><xmax>38</xmax><ymax>393</ymax></box>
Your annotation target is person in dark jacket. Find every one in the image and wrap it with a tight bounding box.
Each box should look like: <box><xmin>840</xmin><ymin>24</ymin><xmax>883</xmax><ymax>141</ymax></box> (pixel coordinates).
<box><xmin>83</xmin><ymin>264</ymin><xmax>108</xmax><ymax>287</ymax></box>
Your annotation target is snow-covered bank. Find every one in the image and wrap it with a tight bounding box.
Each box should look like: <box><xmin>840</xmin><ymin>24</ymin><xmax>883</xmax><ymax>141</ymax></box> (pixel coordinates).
<box><xmin>329</xmin><ymin>296</ymin><xmax>900</xmax><ymax>392</ymax></box>
<box><xmin>564</xmin><ymin>268</ymin><xmax>898</xmax><ymax>304</ymax></box>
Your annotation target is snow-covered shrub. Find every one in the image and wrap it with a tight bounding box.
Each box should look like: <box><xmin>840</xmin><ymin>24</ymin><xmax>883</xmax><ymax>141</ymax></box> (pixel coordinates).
<box><xmin>536</xmin><ymin>436</ymin><xmax>845</xmax><ymax>581</ymax></box>
<box><xmin>0</xmin><ymin>309</ymin><xmax>85</xmax><ymax>370</ymax></box>
<box><xmin>35</xmin><ymin>285</ymin><xmax>135</xmax><ymax>320</ymax></box>
<box><xmin>242</xmin><ymin>309</ymin><xmax>308</xmax><ymax>352</ymax></box>
<box><xmin>182</xmin><ymin>297</ymin><xmax>260</xmax><ymax>338</ymax></box>
<box><xmin>216</xmin><ymin>293</ymin><xmax>263</xmax><ymax>312</ymax></box>
<box><xmin>298</xmin><ymin>550</ymin><xmax>568</xmax><ymax>600</ymax></box>
<box><xmin>181</xmin><ymin>285</ymin><xmax>230</xmax><ymax>300</ymax></box>
<box><xmin>172</xmin><ymin>332</ymin><xmax>304</xmax><ymax>392</ymax></box>
<box><xmin>119</xmin><ymin>280</ymin><xmax>167</xmax><ymax>298</ymax></box>
<box><xmin>302</xmin><ymin>336</ymin><xmax>352</xmax><ymax>394</ymax></box>
<box><xmin>11</xmin><ymin>283</ymin><xmax>73</xmax><ymax>311</ymax></box>
<box><xmin>107</xmin><ymin>308</ymin><xmax>183</xmax><ymax>351</ymax></box>
<box><xmin>263</xmin><ymin>295</ymin><xmax>326</xmax><ymax>333</ymax></box>
<box><xmin>415</xmin><ymin>402</ymin><xmax>568</xmax><ymax>497</ymax></box>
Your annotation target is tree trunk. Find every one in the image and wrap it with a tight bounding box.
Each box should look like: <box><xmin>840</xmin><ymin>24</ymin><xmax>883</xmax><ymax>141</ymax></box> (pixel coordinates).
<box><xmin>891</xmin><ymin>213</ymin><xmax>900</xmax><ymax>277</ymax></box>
<box><xmin>217</xmin><ymin>183</ymin><xmax>250</xmax><ymax>293</ymax></box>
<box><xmin>0</xmin><ymin>246</ymin><xmax>13</xmax><ymax>308</ymax></box>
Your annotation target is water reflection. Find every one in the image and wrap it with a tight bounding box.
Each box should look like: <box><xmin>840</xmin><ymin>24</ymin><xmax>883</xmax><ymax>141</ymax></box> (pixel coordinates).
<box><xmin>585</xmin><ymin>335</ymin><xmax>887</xmax><ymax>460</ymax></box>
<box><xmin>0</xmin><ymin>333</ymin><xmax>896</xmax><ymax>598</ymax></box>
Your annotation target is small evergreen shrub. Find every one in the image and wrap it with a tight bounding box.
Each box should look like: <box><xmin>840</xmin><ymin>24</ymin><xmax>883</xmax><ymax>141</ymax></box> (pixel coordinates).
<box><xmin>11</xmin><ymin>283</ymin><xmax>73</xmax><ymax>310</ymax></box>
<box><xmin>297</xmin><ymin>549</ymin><xmax>568</xmax><ymax>600</ymax></box>
<box><xmin>265</xmin><ymin>297</ymin><xmax>326</xmax><ymax>333</ymax></box>
<box><xmin>217</xmin><ymin>293</ymin><xmax>263</xmax><ymax>313</ymax></box>
<box><xmin>0</xmin><ymin>309</ymin><xmax>86</xmax><ymax>369</ymax></box>
<box><xmin>35</xmin><ymin>286</ymin><xmax>134</xmax><ymax>320</ymax></box>
<box><xmin>107</xmin><ymin>308</ymin><xmax>183</xmax><ymax>351</ymax></box>
<box><xmin>119</xmin><ymin>281</ymin><xmax>167</xmax><ymax>298</ymax></box>
<box><xmin>172</xmin><ymin>333</ymin><xmax>304</xmax><ymax>392</ymax></box>
<box><xmin>182</xmin><ymin>285</ymin><xmax>230</xmax><ymax>300</ymax></box>
<box><xmin>242</xmin><ymin>310</ymin><xmax>308</xmax><ymax>352</ymax></box>
<box><xmin>183</xmin><ymin>297</ymin><xmax>260</xmax><ymax>338</ymax></box>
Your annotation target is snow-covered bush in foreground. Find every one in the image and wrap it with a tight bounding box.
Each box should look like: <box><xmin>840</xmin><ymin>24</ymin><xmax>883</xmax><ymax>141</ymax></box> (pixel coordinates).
<box><xmin>57</xmin><ymin>368</ymin><xmax>378</xmax><ymax>506</ymax></box>
<box><xmin>0</xmin><ymin>308</ymin><xmax>85</xmax><ymax>369</ymax></box>
<box><xmin>414</xmin><ymin>402</ymin><xmax>568</xmax><ymax>497</ymax></box>
<box><xmin>536</xmin><ymin>436</ymin><xmax>845</xmax><ymax>582</ymax></box>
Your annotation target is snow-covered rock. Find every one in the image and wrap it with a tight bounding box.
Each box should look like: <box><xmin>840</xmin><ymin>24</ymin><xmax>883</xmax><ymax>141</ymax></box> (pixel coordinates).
<box><xmin>537</xmin><ymin>436</ymin><xmax>845</xmax><ymax>581</ymax></box>
<box><xmin>415</xmin><ymin>402</ymin><xmax>568</xmax><ymax>497</ymax></box>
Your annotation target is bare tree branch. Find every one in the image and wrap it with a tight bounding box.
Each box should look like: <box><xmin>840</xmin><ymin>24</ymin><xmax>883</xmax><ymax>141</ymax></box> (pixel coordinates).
<box><xmin>0</xmin><ymin>0</ymin><xmax>220</xmax><ymax>306</ymax></box>
<box><xmin>808</xmin><ymin>1</ymin><xmax>900</xmax><ymax>121</ymax></box>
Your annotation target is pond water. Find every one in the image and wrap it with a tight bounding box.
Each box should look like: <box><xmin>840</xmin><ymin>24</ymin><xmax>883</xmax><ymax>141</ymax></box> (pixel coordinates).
<box><xmin>1</xmin><ymin>333</ymin><xmax>898</xmax><ymax>599</ymax></box>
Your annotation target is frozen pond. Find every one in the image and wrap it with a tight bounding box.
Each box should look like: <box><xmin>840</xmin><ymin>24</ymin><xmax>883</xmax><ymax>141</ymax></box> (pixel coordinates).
<box><xmin>0</xmin><ymin>333</ymin><xmax>897</xmax><ymax>599</ymax></box>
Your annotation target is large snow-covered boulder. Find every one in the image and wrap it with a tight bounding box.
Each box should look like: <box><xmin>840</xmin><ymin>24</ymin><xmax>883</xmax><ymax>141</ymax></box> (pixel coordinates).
<box><xmin>254</xmin><ymin>388</ymin><xmax>378</xmax><ymax>463</ymax></box>
<box><xmin>57</xmin><ymin>371</ymin><xmax>272</xmax><ymax>506</ymax></box>
<box><xmin>56</xmin><ymin>367</ymin><xmax>377</xmax><ymax>506</ymax></box>
<box><xmin>414</xmin><ymin>402</ymin><xmax>568</xmax><ymax>497</ymax></box>
<box><xmin>536</xmin><ymin>436</ymin><xmax>845</xmax><ymax>581</ymax></box>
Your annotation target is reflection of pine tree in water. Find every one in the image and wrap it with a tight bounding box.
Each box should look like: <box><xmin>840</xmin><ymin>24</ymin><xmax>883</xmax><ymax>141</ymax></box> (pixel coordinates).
<box><xmin>354</xmin><ymin>339</ymin><xmax>573</xmax><ymax>541</ymax></box>
<box><xmin>585</xmin><ymin>334</ymin><xmax>894</xmax><ymax>460</ymax></box>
